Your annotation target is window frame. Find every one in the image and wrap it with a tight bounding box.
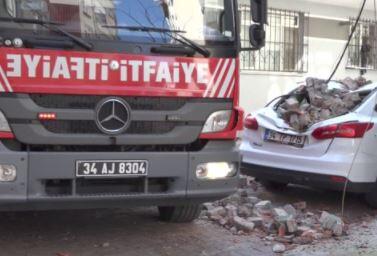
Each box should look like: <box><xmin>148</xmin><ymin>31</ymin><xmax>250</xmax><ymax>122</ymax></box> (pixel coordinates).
<box><xmin>239</xmin><ymin>6</ymin><xmax>309</xmax><ymax>73</ymax></box>
<box><xmin>347</xmin><ymin>18</ymin><xmax>377</xmax><ymax>71</ymax></box>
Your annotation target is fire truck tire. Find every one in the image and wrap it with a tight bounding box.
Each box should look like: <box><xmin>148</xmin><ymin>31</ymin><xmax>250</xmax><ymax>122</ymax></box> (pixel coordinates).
<box><xmin>158</xmin><ymin>204</ymin><xmax>202</xmax><ymax>223</ymax></box>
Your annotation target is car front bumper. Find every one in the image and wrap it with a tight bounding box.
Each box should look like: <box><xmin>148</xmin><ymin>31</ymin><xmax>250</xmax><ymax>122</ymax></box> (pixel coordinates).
<box><xmin>0</xmin><ymin>141</ymin><xmax>240</xmax><ymax>211</ymax></box>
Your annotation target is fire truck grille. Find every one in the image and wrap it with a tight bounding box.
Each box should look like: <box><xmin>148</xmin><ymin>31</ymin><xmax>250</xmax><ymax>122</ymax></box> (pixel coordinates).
<box><xmin>30</xmin><ymin>94</ymin><xmax>187</xmax><ymax>111</ymax></box>
<box><xmin>0</xmin><ymin>93</ymin><xmax>232</xmax><ymax>147</ymax></box>
<box><xmin>41</xmin><ymin>120</ymin><xmax>177</xmax><ymax>134</ymax></box>
<box><xmin>43</xmin><ymin>178</ymin><xmax>171</xmax><ymax>196</ymax></box>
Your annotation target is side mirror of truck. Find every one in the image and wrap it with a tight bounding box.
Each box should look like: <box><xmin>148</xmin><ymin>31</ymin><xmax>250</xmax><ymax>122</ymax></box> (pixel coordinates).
<box><xmin>249</xmin><ymin>24</ymin><xmax>266</xmax><ymax>49</ymax></box>
<box><xmin>250</xmin><ymin>0</ymin><xmax>268</xmax><ymax>25</ymax></box>
<box><xmin>242</xmin><ymin>0</ymin><xmax>268</xmax><ymax>51</ymax></box>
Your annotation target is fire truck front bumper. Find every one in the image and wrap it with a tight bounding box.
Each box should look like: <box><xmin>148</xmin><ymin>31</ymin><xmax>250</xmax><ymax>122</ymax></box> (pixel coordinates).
<box><xmin>0</xmin><ymin>141</ymin><xmax>239</xmax><ymax>211</ymax></box>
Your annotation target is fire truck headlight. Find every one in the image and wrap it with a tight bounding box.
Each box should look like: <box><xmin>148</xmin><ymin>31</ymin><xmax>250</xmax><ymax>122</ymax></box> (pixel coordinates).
<box><xmin>196</xmin><ymin>162</ymin><xmax>237</xmax><ymax>180</ymax></box>
<box><xmin>0</xmin><ymin>111</ymin><xmax>11</xmax><ymax>132</ymax></box>
<box><xmin>0</xmin><ymin>165</ymin><xmax>17</xmax><ymax>182</ymax></box>
<box><xmin>202</xmin><ymin>110</ymin><xmax>232</xmax><ymax>134</ymax></box>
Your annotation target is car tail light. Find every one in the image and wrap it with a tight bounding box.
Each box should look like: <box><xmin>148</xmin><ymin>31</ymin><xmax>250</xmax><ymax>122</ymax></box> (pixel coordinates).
<box><xmin>0</xmin><ymin>111</ymin><xmax>14</xmax><ymax>139</ymax></box>
<box><xmin>330</xmin><ymin>176</ymin><xmax>347</xmax><ymax>183</ymax></box>
<box><xmin>312</xmin><ymin>122</ymin><xmax>374</xmax><ymax>140</ymax></box>
<box><xmin>244</xmin><ymin>115</ymin><xmax>259</xmax><ymax>130</ymax></box>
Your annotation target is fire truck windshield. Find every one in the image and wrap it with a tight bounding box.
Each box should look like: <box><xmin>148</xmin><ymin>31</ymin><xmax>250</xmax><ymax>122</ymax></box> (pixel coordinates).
<box><xmin>1</xmin><ymin>0</ymin><xmax>236</xmax><ymax>46</ymax></box>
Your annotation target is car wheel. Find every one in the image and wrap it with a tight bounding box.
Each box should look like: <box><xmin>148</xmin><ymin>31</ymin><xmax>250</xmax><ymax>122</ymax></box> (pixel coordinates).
<box><xmin>260</xmin><ymin>180</ymin><xmax>288</xmax><ymax>191</ymax></box>
<box><xmin>365</xmin><ymin>185</ymin><xmax>377</xmax><ymax>209</ymax></box>
<box><xmin>158</xmin><ymin>204</ymin><xmax>202</xmax><ymax>223</ymax></box>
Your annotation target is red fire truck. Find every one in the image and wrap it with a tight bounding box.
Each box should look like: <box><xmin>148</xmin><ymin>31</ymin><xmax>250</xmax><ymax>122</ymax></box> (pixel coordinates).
<box><xmin>0</xmin><ymin>0</ymin><xmax>266</xmax><ymax>222</ymax></box>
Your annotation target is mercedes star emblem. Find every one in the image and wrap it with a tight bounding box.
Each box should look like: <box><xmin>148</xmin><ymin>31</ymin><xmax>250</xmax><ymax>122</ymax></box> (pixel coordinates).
<box><xmin>95</xmin><ymin>98</ymin><xmax>131</xmax><ymax>135</ymax></box>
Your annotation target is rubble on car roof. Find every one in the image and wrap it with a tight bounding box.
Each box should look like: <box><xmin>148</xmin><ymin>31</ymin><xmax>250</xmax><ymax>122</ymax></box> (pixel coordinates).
<box><xmin>276</xmin><ymin>77</ymin><xmax>373</xmax><ymax>132</ymax></box>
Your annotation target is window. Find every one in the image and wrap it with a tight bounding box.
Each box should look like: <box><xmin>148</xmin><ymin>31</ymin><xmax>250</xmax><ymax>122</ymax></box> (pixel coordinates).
<box><xmin>239</xmin><ymin>6</ymin><xmax>309</xmax><ymax>73</ymax></box>
<box><xmin>347</xmin><ymin>18</ymin><xmax>377</xmax><ymax>70</ymax></box>
<box><xmin>2</xmin><ymin>0</ymin><xmax>235</xmax><ymax>45</ymax></box>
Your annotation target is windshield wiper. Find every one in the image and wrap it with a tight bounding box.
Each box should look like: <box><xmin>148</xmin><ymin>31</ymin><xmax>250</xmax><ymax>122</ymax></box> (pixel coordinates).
<box><xmin>0</xmin><ymin>17</ymin><xmax>93</xmax><ymax>51</ymax></box>
<box><xmin>103</xmin><ymin>25</ymin><xmax>184</xmax><ymax>34</ymax></box>
<box><xmin>103</xmin><ymin>25</ymin><xmax>210</xmax><ymax>58</ymax></box>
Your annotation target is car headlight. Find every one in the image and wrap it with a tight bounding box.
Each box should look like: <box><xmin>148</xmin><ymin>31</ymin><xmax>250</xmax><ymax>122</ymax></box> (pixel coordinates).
<box><xmin>202</xmin><ymin>110</ymin><xmax>232</xmax><ymax>134</ymax></box>
<box><xmin>0</xmin><ymin>111</ymin><xmax>11</xmax><ymax>132</ymax></box>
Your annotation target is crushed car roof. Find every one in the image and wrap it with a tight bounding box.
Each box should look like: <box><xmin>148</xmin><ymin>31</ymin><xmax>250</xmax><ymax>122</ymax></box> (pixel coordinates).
<box><xmin>270</xmin><ymin>77</ymin><xmax>376</xmax><ymax>132</ymax></box>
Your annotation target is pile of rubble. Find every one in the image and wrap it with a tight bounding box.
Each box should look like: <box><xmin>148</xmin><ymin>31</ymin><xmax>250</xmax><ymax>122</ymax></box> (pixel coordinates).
<box><xmin>201</xmin><ymin>176</ymin><xmax>345</xmax><ymax>253</ymax></box>
<box><xmin>276</xmin><ymin>77</ymin><xmax>371</xmax><ymax>131</ymax></box>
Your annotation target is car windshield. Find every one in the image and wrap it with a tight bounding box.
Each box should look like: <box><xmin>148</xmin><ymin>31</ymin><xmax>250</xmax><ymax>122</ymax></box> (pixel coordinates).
<box><xmin>0</xmin><ymin>0</ymin><xmax>235</xmax><ymax>45</ymax></box>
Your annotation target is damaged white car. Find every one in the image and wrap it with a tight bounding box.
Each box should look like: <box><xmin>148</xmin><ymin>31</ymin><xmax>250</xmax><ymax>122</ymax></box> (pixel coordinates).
<box><xmin>240</xmin><ymin>77</ymin><xmax>377</xmax><ymax>208</ymax></box>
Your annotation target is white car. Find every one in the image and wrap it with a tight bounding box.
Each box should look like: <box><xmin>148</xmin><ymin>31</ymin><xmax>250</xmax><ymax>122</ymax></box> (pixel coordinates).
<box><xmin>240</xmin><ymin>82</ymin><xmax>377</xmax><ymax>208</ymax></box>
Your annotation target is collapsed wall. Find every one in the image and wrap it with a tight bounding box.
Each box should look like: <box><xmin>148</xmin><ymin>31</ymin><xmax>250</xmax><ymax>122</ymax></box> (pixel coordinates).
<box><xmin>276</xmin><ymin>77</ymin><xmax>371</xmax><ymax>131</ymax></box>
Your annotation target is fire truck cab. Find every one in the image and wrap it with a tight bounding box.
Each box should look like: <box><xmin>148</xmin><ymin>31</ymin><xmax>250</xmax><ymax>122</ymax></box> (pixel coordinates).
<box><xmin>0</xmin><ymin>0</ymin><xmax>266</xmax><ymax>222</ymax></box>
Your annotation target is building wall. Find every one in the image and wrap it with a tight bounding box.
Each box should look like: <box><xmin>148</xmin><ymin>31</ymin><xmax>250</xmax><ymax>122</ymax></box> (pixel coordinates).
<box><xmin>240</xmin><ymin>0</ymin><xmax>377</xmax><ymax>113</ymax></box>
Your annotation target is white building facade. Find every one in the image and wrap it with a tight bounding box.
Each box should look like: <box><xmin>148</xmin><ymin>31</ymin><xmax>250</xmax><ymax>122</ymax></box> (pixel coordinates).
<box><xmin>240</xmin><ymin>0</ymin><xmax>377</xmax><ymax>113</ymax></box>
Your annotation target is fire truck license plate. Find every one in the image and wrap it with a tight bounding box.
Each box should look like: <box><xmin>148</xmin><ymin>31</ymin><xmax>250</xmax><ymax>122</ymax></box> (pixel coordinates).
<box><xmin>76</xmin><ymin>160</ymin><xmax>148</xmax><ymax>177</ymax></box>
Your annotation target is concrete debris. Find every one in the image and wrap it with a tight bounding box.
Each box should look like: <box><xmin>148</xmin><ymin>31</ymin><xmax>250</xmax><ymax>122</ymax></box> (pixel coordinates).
<box><xmin>278</xmin><ymin>223</ymin><xmax>287</xmax><ymax>237</ymax></box>
<box><xmin>277</xmin><ymin>77</ymin><xmax>371</xmax><ymax>131</ymax></box>
<box><xmin>273</xmin><ymin>208</ymin><xmax>290</xmax><ymax>223</ymax></box>
<box><xmin>230</xmin><ymin>226</ymin><xmax>237</xmax><ymax>234</ymax></box>
<box><xmin>246</xmin><ymin>196</ymin><xmax>260</xmax><ymax>205</ymax></box>
<box><xmin>284</xmin><ymin>97</ymin><xmax>300</xmax><ymax>110</ymax></box>
<box><xmin>238</xmin><ymin>176</ymin><xmax>248</xmax><ymax>188</ymax></box>
<box><xmin>238</xmin><ymin>204</ymin><xmax>254</xmax><ymax>218</ymax></box>
<box><xmin>264</xmin><ymin>222</ymin><xmax>278</xmax><ymax>234</ymax></box>
<box><xmin>319</xmin><ymin>211</ymin><xmax>344</xmax><ymax>236</ymax></box>
<box><xmin>247</xmin><ymin>217</ymin><xmax>264</xmax><ymax>228</ymax></box>
<box><xmin>284</xmin><ymin>204</ymin><xmax>297</xmax><ymax>218</ymax></box>
<box><xmin>233</xmin><ymin>216</ymin><xmax>255</xmax><ymax>232</ymax></box>
<box><xmin>237</xmin><ymin>188</ymin><xmax>249</xmax><ymax>197</ymax></box>
<box><xmin>221</xmin><ymin>193</ymin><xmax>242</xmax><ymax>206</ymax></box>
<box><xmin>275</xmin><ymin>236</ymin><xmax>293</xmax><ymax>244</ymax></box>
<box><xmin>341</xmin><ymin>77</ymin><xmax>368</xmax><ymax>90</ymax></box>
<box><xmin>218</xmin><ymin>218</ymin><xmax>228</xmax><ymax>226</ymax></box>
<box><xmin>293</xmin><ymin>201</ymin><xmax>307</xmax><ymax>211</ymax></box>
<box><xmin>203</xmin><ymin>202</ymin><xmax>215</xmax><ymax>211</ymax></box>
<box><xmin>300</xmin><ymin>217</ymin><xmax>316</xmax><ymax>228</ymax></box>
<box><xmin>207</xmin><ymin>206</ymin><xmax>227</xmax><ymax>221</ymax></box>
<box><xmin>301</xmin><ymin>229</ymin><xmax>316</xmax><ymax>239</ymax></box>
<box><xmin>292</xmin><ymin>236</ymin><xmax>314</xmax><ymax>245</ymax></box>
<box><xmin>296</xmin><ymin>226</ymin><xmax>311</xmax><ymax>236</ymax></box>
<box><xmin>255</xmin><ymin>200</ymin><xmax>272</xmax><ymax>210</ymax></box>
<box><xmin>201</xmin><ymin>175</ymin><xmax>346</xmax><ymax>252</ymax></box>
<box><xmin>272</xmin><ymin>243</ymin><xmax>286</xmax><ymax>253</ymax></box>
<box><xmin>225</xmin><ymin>204</ymin><xmax>238</xmax><ymax>218</ymax></box>
<box><xmin>286</xmin><ymin>218</ymin><xmax>298</xmax><ymax>233</ymax></box>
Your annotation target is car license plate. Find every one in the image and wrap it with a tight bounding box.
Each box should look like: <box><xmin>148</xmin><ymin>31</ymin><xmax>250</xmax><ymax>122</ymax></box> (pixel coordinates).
<box><xmin>264</xmin><ymin>129</ymin><xmax>306</xmax><ymax>148</ymax></box>
<box><xmin>76</xmin><ymin>160</ymin><xmax>148</xmax><ymax>177</ymax></box>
